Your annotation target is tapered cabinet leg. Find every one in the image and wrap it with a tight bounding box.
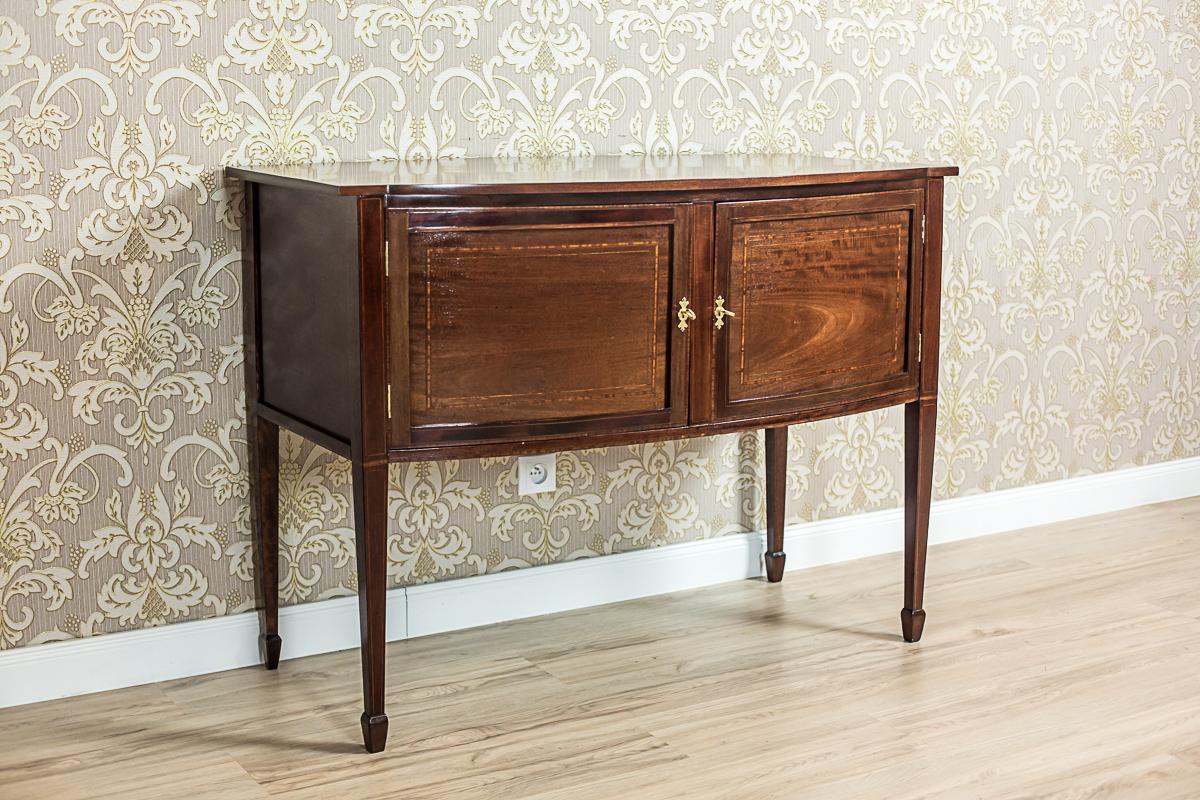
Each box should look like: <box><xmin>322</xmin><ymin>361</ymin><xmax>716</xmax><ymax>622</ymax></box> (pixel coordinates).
<box><xmin>243</xmin><ymin>179</ymin><xmax>281</xmax><ymax>671</ymax></box>
<box><xmin>249</xmin><ymin>415</ymin><xmax>281</xmax><ymax>669</ymax></box>
<box><xmin>902</xmin><ymin>396</ymin><xmax>937</xmax><ymax>642</ymax></box>
<box><xmin>764</xmin><ymin>426</ymin><xmax>788</xmax><ymax>583</ymax></box>
<box><xmin>353</xmin><ymin>459</ymin><xmax>390</xmax><ymax>753</ymax></box>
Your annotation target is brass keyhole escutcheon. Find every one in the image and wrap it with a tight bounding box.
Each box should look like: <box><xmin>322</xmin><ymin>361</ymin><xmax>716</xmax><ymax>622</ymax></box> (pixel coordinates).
<box><xmin>714</xmin><ymin>296</ymin><xmax>735</xmax><ymax>329</ymax></box>
<box><xmin>677</xmin><ymin>298</ymin><xmax>697</xmax><ymax>331</ymax></box>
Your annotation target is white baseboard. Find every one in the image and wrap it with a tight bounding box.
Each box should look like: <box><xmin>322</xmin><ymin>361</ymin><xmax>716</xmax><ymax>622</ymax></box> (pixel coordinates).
<box><xmin>406</xmin><ymin>531</ymin><xmax>764</xmax><ymax>638</ymax></box>
<box><xmin>3</xmin><ymin>456</ymin><xmax>1197</xmax><ymax>709</ymax></box>
<box><xmin>0</xmin><ymin>588</ymin><xmax>408</xmax><ymax>708</ymax></box>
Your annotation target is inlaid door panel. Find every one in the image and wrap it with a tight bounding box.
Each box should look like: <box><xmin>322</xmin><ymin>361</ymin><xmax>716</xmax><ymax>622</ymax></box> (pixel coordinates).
<box><xmin>712</xmin><ymin>190</ymin><xmax>924</xmax><ymax>421</ymax></box>
<box><xmin>393</xmin><ymin>205</ymin><xmax>691</xmax><ymax>445</ymax></box>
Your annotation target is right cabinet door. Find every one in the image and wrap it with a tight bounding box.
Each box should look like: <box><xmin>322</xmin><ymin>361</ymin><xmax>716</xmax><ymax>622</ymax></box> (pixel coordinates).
<box><xmin>712</xmin><ymin>189</ymin><xmax>924</xmax><ymax>421</ymax></box>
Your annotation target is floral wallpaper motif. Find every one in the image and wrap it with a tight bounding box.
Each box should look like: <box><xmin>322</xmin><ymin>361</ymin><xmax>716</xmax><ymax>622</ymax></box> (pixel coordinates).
<box><xmin>0</xmin><ymin>0</ymin><xmax>1197</xmax><ymax>650</ymax></box>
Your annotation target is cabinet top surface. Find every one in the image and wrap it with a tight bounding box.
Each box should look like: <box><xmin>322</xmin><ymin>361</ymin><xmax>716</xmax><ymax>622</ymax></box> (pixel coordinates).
<box><xmin>228</xmin><ymin>153</ymin><xmax>957</xmax><ymax>196</ymax></box>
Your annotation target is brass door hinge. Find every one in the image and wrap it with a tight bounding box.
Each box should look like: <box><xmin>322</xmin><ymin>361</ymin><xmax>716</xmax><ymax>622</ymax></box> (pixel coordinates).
<box><xmin>917</xmin><ymin>333</ymin><xmax>923</xmax><ymax>363</ymax></box>
<box><xmin>385</xmin><ymin>240</ymin><xmax>390</xmax><ymax>277</ymax></box>
<box><xmin>921</xmin><ymin>214</ymin><xmax>926</xmax><ymax>244</ymax></box>
<box><xmin>387</xmin><ymin>383</ymin><xmax>393</xmax><ymax>418</ymax></box>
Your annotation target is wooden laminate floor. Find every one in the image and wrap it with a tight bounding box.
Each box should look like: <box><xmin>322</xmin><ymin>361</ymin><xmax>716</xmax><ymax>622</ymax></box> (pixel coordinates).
<box><xmin>3</xmin><ymin>497</ymin><xmax>1199</xmax><ymax>800</ymax></box>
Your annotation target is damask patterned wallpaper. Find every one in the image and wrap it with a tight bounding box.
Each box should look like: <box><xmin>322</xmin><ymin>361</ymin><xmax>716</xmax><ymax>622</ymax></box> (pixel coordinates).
<box><xmin>0</xmin><ymin>0</ymin><xmax>1197</xmax><ymax>650</ymax></box>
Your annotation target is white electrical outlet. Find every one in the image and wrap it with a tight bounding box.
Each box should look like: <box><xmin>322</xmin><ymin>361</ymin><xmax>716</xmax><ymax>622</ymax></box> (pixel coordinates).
<box><xmin>517</xmin><ymin>453</ymin><xmax>557</xmax><ymax>496</ymax></box>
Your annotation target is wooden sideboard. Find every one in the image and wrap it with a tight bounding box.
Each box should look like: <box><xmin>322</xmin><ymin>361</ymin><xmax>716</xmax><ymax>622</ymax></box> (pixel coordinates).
<box><xmin>230</xmin><ymin>154</ymin><xmax>957</xmax><ymax>753</ymax></box>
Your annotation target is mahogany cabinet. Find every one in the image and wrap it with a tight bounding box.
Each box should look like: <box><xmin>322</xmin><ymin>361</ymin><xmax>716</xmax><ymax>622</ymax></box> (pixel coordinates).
<box><xmin>230</xmin><ymin>154</ymin><xmax>957</xmax><ymax>753</ymax></box>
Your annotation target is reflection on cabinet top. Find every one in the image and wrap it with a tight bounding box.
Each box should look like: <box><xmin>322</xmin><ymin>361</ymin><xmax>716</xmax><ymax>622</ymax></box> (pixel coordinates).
<box><xmin>227</xmin><ymin>154</ymin><xmax>958</xmax><ymax>197</ymax></box>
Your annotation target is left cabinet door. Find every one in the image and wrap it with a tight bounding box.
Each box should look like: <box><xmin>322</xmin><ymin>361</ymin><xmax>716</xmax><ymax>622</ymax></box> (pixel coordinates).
<box><xmin>389</xmin><ymin>204</ymin><xmax>692</xmax><ymax>447</ymax></box>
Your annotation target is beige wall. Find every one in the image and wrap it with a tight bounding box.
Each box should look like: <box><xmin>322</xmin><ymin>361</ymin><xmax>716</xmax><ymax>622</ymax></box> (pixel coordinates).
<box><xmin>1</xmin><ymin>0</ymin><xmax>1197</xmax><ymax>649</ymax></box>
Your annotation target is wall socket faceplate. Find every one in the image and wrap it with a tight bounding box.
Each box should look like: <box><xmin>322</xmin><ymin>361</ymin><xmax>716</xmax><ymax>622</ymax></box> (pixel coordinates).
<box><xmin>517</xmin><ymin>453</ymin><xmax>557</xmax><ymax>496</ymax></box>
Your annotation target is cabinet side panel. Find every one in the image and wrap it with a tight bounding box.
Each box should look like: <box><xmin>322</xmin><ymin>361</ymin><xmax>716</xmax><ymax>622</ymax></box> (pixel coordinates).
<box><xmin>257</xmin><ymin>183</ymin><xmax>359</xmax><ymax>441</ymax></box>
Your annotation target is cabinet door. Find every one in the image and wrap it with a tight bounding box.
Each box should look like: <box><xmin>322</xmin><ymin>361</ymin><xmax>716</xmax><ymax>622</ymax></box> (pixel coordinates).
<box><xmin>711</xmin><ymin>190</ymin><xmax>924</xmax><ymax>421</ymax></box>
<box><xmin>392</xmin><ymin>205</ymin><xmax>691</xmax><ymax>445</ymax></box>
